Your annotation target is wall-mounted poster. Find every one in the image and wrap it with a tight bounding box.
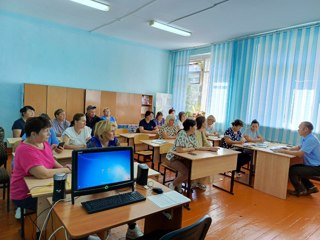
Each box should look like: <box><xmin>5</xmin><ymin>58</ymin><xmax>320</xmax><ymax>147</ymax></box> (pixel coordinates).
<box><xmin>156</xmin><ymin>93</ymin><xmax>172</xmax><ymax>116</ymax></box>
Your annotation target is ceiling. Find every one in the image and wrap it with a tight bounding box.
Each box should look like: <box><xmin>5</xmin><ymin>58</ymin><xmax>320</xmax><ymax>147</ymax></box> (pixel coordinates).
<box><xmin>1</xmin><ymin>0</ymin><xmax>320</xmax><ymax>50</ymax></box>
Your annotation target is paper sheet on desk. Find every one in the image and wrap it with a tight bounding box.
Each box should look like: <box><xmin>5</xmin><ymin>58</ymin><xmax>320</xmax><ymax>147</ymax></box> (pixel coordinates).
<box><xmin>148</xmin><ymin>191</ymin><xmax>190</xmax><ymax>208</ymax></box>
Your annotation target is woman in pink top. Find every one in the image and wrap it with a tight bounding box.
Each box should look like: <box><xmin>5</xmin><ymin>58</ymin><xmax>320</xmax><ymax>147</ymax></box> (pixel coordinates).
<box><xmin>10</xmin><ymin>116</ymin><xmax>71</xmax><ymax>211</ymax></box>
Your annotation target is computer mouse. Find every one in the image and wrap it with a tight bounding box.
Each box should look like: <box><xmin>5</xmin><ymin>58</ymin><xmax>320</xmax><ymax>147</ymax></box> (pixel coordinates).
<box><xmin>152</xmin><ymin>187</ymin><xmax>163</xmax><ymax>194</ymax></box>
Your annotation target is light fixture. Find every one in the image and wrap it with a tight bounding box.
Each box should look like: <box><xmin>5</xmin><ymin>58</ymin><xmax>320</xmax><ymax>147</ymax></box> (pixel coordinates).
<box><xmin>70</xmin><ymin>0</ymin><xmax>110</xmax><ymax>11</ymax></box>
<box><xmin>149</xmin><ymin>20</ymin><xmax>191</xmax><ymax>37</ymax></box>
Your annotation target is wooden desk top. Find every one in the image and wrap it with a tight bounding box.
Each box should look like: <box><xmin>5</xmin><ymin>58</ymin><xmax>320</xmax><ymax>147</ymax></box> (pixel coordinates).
<box><xmin>233</xmin><ymin>142</ymin><xmax>295</xmax><ymax>158</ymax></box>
<box><xmin>140</xmin><ymin>139</ymin><xmax>175</xmax><ymax>147</ymax></box>
<box><xmin>25</xmin><ymin>162</ymin><xmax>160</xmax><ymax>198</ymax></box>
<box><xmin>172</xmin><ymin>148</ymin><xmax>239</xmax><ymax>161</ymax></box>
<box><xmin>49</xmin><ymin>179</ymin><xmax>189</xmax><ymax>238</ymax></box>
<box><xmin>53</xmin><ymin>149</ymin><xmax>73</xmax><ymax>160</ymax></box>
<box><xmin>119</xmin><ymin>133</ymin><xmax>157</xmax><ymax>139</ymax></box>
<box><xmin>7</xmin><ymin>137</ymin><xmax>22</xmax><ymax>145</ymax></box>
<box><xmin>207</xmin><ymin>136</ymin><xmax>222</xmax><ymax>141</ymax></box>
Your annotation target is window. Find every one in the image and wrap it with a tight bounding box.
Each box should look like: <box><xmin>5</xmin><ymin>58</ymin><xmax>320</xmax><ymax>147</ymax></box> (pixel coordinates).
<box><xmin>185</xmin><ymin>55</ymin><xmax>211</xmax><ymax>114</ymax></box>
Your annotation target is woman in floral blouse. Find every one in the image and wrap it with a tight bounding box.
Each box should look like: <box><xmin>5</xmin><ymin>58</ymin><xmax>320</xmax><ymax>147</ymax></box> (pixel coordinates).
<box><xmin>159</xmin><ymin>115</ymin><xmax>179</xmax><ymax>139</ymax></box>
<box><xmin>165</xmin><ymin>119</ymin><xmax>218</xmax><ymax>192</ymax></box>
<box><xmin>221</xmin><ymin>119</ymin><xmax>251</xmax><ymax>177</ymax></box>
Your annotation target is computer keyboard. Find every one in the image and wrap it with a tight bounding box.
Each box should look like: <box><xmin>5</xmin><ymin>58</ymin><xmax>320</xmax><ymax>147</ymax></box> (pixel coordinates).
<box><xmin>81</xmin><ymin>191</ymin><xmax>146</xmax><ymax>214</ymax></box>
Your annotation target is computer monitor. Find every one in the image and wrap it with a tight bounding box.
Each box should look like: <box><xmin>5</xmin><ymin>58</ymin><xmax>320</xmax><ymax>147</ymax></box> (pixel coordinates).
<box><xmin>71</xmin><ymin>147</ymin><xmax>134</xmax><ymax>204</ymax></box>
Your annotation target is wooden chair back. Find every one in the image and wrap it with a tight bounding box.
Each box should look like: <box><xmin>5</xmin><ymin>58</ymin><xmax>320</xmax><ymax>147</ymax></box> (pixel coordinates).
<box><xmin>159</xmin><ymin>142</ymin><xmax>173</xmax><ymax>155</ymax></box>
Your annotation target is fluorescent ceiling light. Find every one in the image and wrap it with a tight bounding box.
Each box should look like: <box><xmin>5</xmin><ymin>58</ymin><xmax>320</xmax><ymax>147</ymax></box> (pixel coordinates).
<box><xmin>149</xmin><ymin>20</ymin><xmax>191</xmax><ymax>37</ymax></box>
<box><xmin>70</xmin><ymin>0</ymin><xmax>110</xmax><ymax>11</ymax></box>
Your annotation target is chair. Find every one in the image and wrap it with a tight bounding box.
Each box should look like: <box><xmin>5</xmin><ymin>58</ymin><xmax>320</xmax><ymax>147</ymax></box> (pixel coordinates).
<box><xmin>157</xmin><ymin>142</ymin><xmax>173</xmax><ymax>171</ymax></box>
<box><xmin>159</xmin><ymin>215</ymin><xmax>212</xmax><ymax>240</ymax></box>
<box><xmin>115</xmin><ymin>128</ymin><xmax>129</xmax><ymax>146</ymax></box>
<box><xmin>115</xmin><ymin>128</ymin><xmax>129</xmax><ymax>135</ymax></box>
<box><xmin>133</xmin><ymin>134</ymin><xmax>153</xmax><ymax>163</ymax></box>
<box><xmin>0</xmin><ymin>132</ymin><xmax>10</xmax><ymax>212</ymax></box>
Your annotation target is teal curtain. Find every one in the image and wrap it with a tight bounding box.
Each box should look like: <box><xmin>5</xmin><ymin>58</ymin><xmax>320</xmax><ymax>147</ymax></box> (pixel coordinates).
<box><xmin>170</xmin><ymin>50</ymin><xmax>190</xmax><ymax>112</ymax></box>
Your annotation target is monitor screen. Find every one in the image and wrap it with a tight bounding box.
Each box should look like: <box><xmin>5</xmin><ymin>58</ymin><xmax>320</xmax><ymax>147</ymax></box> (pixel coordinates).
<box><xmin>71</xmin><ymin>147</ymin><xmax>134</xmax><ymax>201</ymax></box>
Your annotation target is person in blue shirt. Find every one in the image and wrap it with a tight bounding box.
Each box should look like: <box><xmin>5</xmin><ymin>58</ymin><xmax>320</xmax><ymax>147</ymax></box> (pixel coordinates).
<box><xmin>21</xmin><ymin>114</ymin><xmax>63</xmax><ymax>152</ymax></box>
<box><xmin>100</xmin><ymin>107</ymin><xmax>117</xmax><ymax>124</ymax></box>
<box><xmin>243</xmin><ymin>119</ymin><xmax>264</xmax><ymax>143</ymax></box>
<box><xmin>276</xmin><ymin>121</ymin><xmax>320</xmax><ymax>196</ymax></box>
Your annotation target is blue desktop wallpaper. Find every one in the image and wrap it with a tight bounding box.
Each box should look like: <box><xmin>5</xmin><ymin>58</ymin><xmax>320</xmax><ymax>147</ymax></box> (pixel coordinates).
<box><xmin>77</xmin><ymin>150</ymin><xmax>131</xmax><ymax>190</ymax></box>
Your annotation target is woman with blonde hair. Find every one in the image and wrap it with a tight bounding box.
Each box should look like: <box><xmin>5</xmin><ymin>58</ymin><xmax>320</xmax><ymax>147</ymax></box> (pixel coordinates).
<box><xmin>159</xmin><ymin>115</ymin><xmax>179</xmax><ymax>139</ymax></box>
<box><xmin>86</xmin><ymin>120</ymin><xmax>120</xmax><ymax>148</ymax></box>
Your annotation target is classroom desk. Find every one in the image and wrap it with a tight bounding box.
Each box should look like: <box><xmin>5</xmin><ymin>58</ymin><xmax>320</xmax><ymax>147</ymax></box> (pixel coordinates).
<box><xmin>119</xmin><ymin>133</ymin><xmax>157</xmax><ymax>146</ymax></box>
<box><xmin>234</xmin><ymin>142</ymin><xmax>299</xmax><ymax>199</ymax></box>
<box><xmin>207</xmin><ymin>136</ymin><xmax>222</xmax><ymax>146</ymax></box>
<box><xmin>172</xmin><ymin>148</ymin><xmax>239</xmax><ymax>199</ymax></box>
<box><xmin>48</xmin><ymin>179</ymin><xmax>190</xmax><ymax>239</ymax></box>
<box><xmin>24</xmin><ymin>164</ymin><xmax>160</xmax><ymax>239</ymax></box>
<box><xmin>140</xmin><ymin>139</ymin><xmax>175</xmax><ymax>170</ymax></box>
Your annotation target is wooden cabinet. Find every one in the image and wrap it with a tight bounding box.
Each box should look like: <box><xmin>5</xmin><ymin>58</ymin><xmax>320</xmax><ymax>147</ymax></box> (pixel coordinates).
<box><xmin>47</xmin><ymin>86</ymin><xmax>67</xmax><ymax>119</ymax></box>
<box><xmin>100</xmin><ymin>91</ymin><xmax>117</xmax><ymax>117</ymax></box>
<box><xmin>66</xmin><ymin>88</ymin><xmax>85</xmax><ymax>121</ymax></box>
<box><xmin>85</xmin><ymin>90</ymin><xmax>102</xmax><ymax>115</ymax></box>
<box><xmin>116</xmin><ymin>92</ymin><xmax>141</xmax><ymax>124</ymax></box>
<box><xmin>24</xmin><ymin>84</ymin><xmax>152</xmax><ymax>125</ymax></box>
<box><xmin>24</xmin><ymin>84</ymin><xmax>47</xmax><ymax>115</ymax></box>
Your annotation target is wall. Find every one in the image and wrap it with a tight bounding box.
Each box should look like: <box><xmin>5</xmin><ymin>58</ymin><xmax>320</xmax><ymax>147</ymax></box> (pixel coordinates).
<box><xmin>0</xmin><ymin>11</ymin><xmax>170</xmax><ymax>137</ymax></box>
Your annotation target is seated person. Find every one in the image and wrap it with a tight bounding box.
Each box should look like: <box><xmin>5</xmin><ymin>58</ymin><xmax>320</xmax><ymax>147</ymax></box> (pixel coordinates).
<box><xmin>62</xmin><ymin>113</ymin><xmax>91</xmax><ymax>149</ymax></box>
<box><xmin>206</xmin><ymin>115</ymin><xmax>219</xmax><ymax>137</ymax></box>
<box><xmin>165</xmin><ymin>119</ymin><xmax>218</xmax><ymax>192</ymax></box>
<box><xmin>100</xmin><ymin>107</ymin><xmax>117</xmax><ymax>124</ymax></box>
<box><xmin>139</xmin><ymin>111</ymin><xmax>158</xmax><ymax>134</ymax></box>
<box><xmin>86</xmin><ymin>120</ymin><xmax>143</xmax><ymax>239</ymax></box>
<box><xmin>86</xmin><ymin>105</ymin><xmax>101</xmax><ymax>136</ymax></box>
<box><xmin>176</xmin><ymin>111</ymin><xmax>186</xmax><ymax>130</ymax></box>
<box><xmin>159</xmin><ymin>115</ymin><xmax>179</xmax><ymax>139</ymax></box>
<box><xmin>87</xmin><ymin>120</ymin><xmax>120</xmax><ymax>148</ymax></box>
<box><xmin>243</xmin><ymin>119</ymin><xmax>264</xmax><ymax>143</ymax></box>
<box><xmin>153</xmin><ymin>112</ymin><xmax>165</xmax><ymax>127</ymax></box>
<box><xmin>12</xmin><ymin>105</ymin><xmax>35</xmax><ymax>137</ymax></box>
<box><xmin>221</xmin><ymin>119</ymin><xmax>250</xmax><ymax>177</ymax></box>
<box><xmin>276</xmin><ymin>121</ymin><xmax>320</xmax><ymax>196</ymax></box>
<box><xmin>168</xmin><ymin>108</ymin><xmax>175</xmax><ymax>116</ymax></box>
<box><xmin>10</xmin><ymin>116</ymin><xmax>71</xmax><ymax>214</ymax></box>
<box><xmin>21</xmin><ymin>113</ymin><xmax>63</xmax><ymax>154</ymax></box>
<box><xmin>52</xmin><ymin>108</ymin><xmax>70</xmax><ymax>137</ymax></box>
<box><xmin>194</xmin><ymin>116</ymin><xmax>219</xmax><ymax>190</ymax></box>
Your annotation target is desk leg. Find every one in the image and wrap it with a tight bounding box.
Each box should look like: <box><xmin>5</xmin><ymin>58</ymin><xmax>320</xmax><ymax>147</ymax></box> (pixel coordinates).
<box><xmin>248</xmin><ymin>150</ymin><xmax>257</xmax><ymax>187</ymax></box>
<box><xmin>144</xmin><ymin>206</ymin><xmax>183</xmax><ymax>235</ymax></box>
<box><xmin>213</xmin><ymin>171</ymin><xmax>235</xmax><ymax>195</ymax></box>
<box><xmin>184</xmin><ymin>161</ymin><xmax>192</xmax><ymax>210</ymax></box>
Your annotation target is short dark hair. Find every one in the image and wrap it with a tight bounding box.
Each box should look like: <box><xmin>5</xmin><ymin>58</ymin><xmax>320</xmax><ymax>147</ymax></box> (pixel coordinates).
<box><xmin>20</xmin><ymin>106</ymin><xmax>35</xmax><ymax>116</ymax></box>
<box><xmin>54</xmin><ymin>108</ymin><xmax>64</xmax><ymax>118</ymax></box>
<box><xmin>155</xmin><ymin>112</ymin><xmax>163</xmax><ymax>119</ymax></box>
<box><xmin>183</xmin><ymin>119</ymin><xmax>196</xmax><ymax>131</ymax></box>
<box><xmin>145</xmin><ymin>111</ymin><xmax>153</xmax><ymax>118</ymax></box>
<box><xmin>196</xmin><ymin>116</ymin><xmax>206</xmax><ymax>130</ymax></box>
<box><xmin>39</xmin><ymin>113</ymin><xmax>51</xmax><ymax>121</ymax></box>
<box><xmin>301</xmin><ymin>121</ymin><xmax>314</xmax><ymax>131</ymax></box>
<box><xmin>178</xmin><ymin>112</ymin><xmax>185</xmax><ymax>121</ymax></box>
<box><xmin>231</xmin><ymin>119</ymin><xmax>244</xmax><ymax>127</ymax></box>
<box><xmin>25</xmin><ymin>116</ymin><xmax>51</xmax><ymax>137</ymax></box>
<box><xmin>251</xmin><ymin>119</ymin><xmax>259</xmax><ymax>126</ymax></box>
<box><xmin>168</xmin><ymin>108</ymin><xmax>175</xmax><ymax>114</ymax></box>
